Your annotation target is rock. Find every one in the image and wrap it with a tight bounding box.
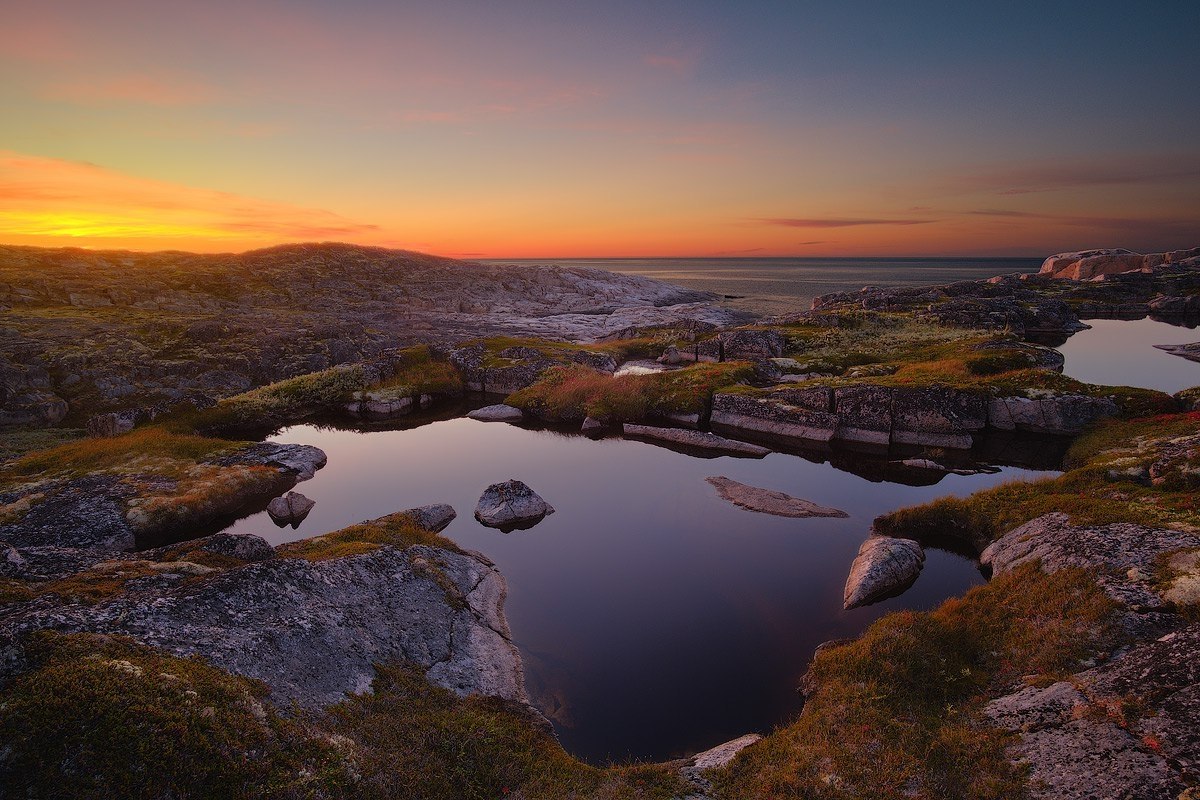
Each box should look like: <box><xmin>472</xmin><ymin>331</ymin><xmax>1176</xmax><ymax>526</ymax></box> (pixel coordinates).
<box><xmin>378</xmin><ymin>503</ymin><xmax>457</xmax><ymax>533</ymax></box>
<box><xmin>85</xmin><ymin>408</ymin><xmax>157</xmax><ymax>438</ymax></box>
<box><xmin>981</xmin><ymin>513</ymin><xmax>1200</xmax><ymax>618</ymax></box>
<box><xmin>890</xmin><ymin>387</ymin><xmax>986</xmax><ymax>449</ymax></box>
<box><xmin>843</xmin><ymin>537</ymin><xmax>925</xmax><ymax>609</ymax></box>
<box><xmin>1153</xmin><ymin>341</ymin><xmax>1200</xmax><ymax>364</ymax></box>
<box><xmin>1148</xmin><ymin>295</ymin><xmax>1200</xmax><ymax>315</ymax></box>
<box><xmin>265</xmin><ymin>491</ymin><xmax>316</xmax><ymax>528</ymax></box>
<box><xmin>986</xmin><ymin>394</ymin><xmax>1119</xmax><ymax>436</ymax></box>
<box><xmin>581</xmin><ymin>416</ymin><xmax>604</xmax><ymax>433</ymax></box>
<box><xmin>985</xmin><ymin>625</ymin><xmax>1200</xmax><ymax>800</ymax></box>
<box><xmin>0</xmin><ymin>539</ymin><xmax>526</xmax><ymax>711</ymax></box>
<box><xmin>659</xmin><ymin>345</ymin><xmax>682</xmax><ymax>365</ymax></box>
<box><xmin>178</xmin><ymin>532</ymin><xmax>276</xmax><ymax>563</ymax></box>
<box><xmin>245</xmin><ymin>443</ymin><xmax>328</xmax><ymax>481</ymax></box>
<box><xmin>680</xmin><ymin>733</ymin><xmax>763</xmax><ymax>795</ymax></box>
<box><xmin>622</xmin><ymin>424</ymin><xmax>771</xmax><ymax>458</ymax></box>
<box><xmin>474</xmin><ymin>480</ymin><xmax>555</xmax><ymax>530</ymax></box>
<box><xmin>1039</xmin><ymin>249</ymin><xmax>1147</xmax><ymax>281</ymax></box>
<box><xmin>467</xmin><ymin>404</ymin><xmax>525</xmax><ymax>422</ymax></box>
<box><xmin>717</xmin><ymin>329</ymin><xmax>785</xmax><ymax>360</ymax></box>
<box><xmin>710</xmin><ymin>388</ymin><xmax>837</xmax><ymax>445</ymax></box>
<box><xmin>705</xmin><ymin>476</ymin><xmax>847</xmax><ymax>518</ymax></box>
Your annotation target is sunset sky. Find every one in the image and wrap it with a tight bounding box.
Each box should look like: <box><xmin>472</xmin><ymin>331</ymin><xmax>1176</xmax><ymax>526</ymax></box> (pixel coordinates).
<box><xmin>1</xmin><ymin>0</ymin><xmax>1197</xmax><ymax>257</ymax></box>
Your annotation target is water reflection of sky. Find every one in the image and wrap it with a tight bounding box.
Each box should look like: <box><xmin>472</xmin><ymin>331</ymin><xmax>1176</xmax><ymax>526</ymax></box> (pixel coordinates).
<box><xmin>223</xmin><ymin>417</ymin><xmax>1053</xmax><ymax>764</ymax></box>
<box><xmin>1058</xmin><ymin>317</ymin><xmax>1200</xmax><ymax>395</ymax></box>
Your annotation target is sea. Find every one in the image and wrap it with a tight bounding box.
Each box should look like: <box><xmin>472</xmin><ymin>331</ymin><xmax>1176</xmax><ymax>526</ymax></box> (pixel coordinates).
<box><xmin>483</xmin><ymin>257</ymin><xmax>1043</xmax><ymax>316</ymax></box>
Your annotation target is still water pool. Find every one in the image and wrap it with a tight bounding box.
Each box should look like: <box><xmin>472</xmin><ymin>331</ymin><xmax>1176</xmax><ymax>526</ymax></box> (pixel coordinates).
<box><xmin>222</xmin><ymin>411</ymin><xmax>1057</xmax><ymax>763</ymax></box>
<box><xmin>1057</xmin><ymin>317</ymin><xmax>1200</xmax><ymax>395</ymax></box>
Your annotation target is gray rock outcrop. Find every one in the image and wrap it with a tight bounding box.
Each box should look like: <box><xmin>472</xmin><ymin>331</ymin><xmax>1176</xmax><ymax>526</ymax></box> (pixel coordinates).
<box><xmin>985</xmin><ymin>624</ymin><xmax>1200</xmax><ymax>800</ymax></box>
<box><xmin>1153</xmin><ymin>341</ymin><xmax>1200</xmax><ymax>364</ymax></box>
<box><xmin>712</xmin><ymin>385</ymin><xmax>1116</xmax><ymax>450</ymax></box>
<box><xmin>705</xmin><ymin>476</ymin><xmax>847</xmax><ymax>518</ymax></box>
<box><xmin>474</xmin><ymin>480</ymin><xmax>555</xmax><ymax>530</ymax></box>
<box><xmin>622</xmin><ymin>424</ymin><xmax>771</xmax><ymax>457</ymax></box>
<box><xmin>843</xmin><ymin>536</ymin><xmax>925</xmax><ymax>609</ymax></box>
<box><xmin>0</xmin><ymin>506</ymin><xmax>526</xmax><ymax>711</ymax></box>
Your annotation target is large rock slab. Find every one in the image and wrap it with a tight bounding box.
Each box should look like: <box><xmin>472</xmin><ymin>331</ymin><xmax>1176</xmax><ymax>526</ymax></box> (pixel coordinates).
<box><xmin>622</xmin><ymin>424</ymin><xmax>771</xmax><ymax>457</ymax></box>
<box><xmin>843</xmin><ymin>536</ymin><xmax>925</xmax><ymax>609</ymax></box>
<box><xmin>705</xmin><ymin>476</ymin><xmax>846</xmax><ymax>518</ymax></box>
<box><xmin>474</xmin><ymin>480</ymin><xmax>555</xmax><ymax>530</ymax></box>
<box><xmin>890</xmin><ymin>387</ymin><xmax>987</xmax><ymax>449</ymax></box>
<box><xmin>1153</xmin><ymin>341</ymin><xmax>1200</xmax><ymax>364</ymax></box>
<box><xmin>1039</xmin><ymin>248</ymin><xmax>1147</xmax><ymax>281</ymax></box>
<box><xmin>710</xmin><ymin>389</ymin><xmax>837</xmax><ymax>445</ymax></box>
<box><xmin>985</xmin><ymin>625</ymin><xmax>1200</xmax><ymax>800</ymax></box>
<box><xmin>0</xmin><ymin>509</ymin><xmax>524</xmax><ymax>711</ymax></box>
<box><xmin>986</xmin><ymin>394</ymin><xmax>1119</xmax><ymax>435</ymax></box>
<box><xmin>981</xmin><ymin>513</ymin><xmax>1200</xmax><ymax>617</ymax></box>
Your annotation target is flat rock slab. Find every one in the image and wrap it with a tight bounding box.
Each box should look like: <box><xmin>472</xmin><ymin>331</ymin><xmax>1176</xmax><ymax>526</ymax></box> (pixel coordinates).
<box><xmin>466</xmin><ymin>404</ymin><xmax>525</xmax><ymax>422</ymax></box>
<box><xmin>705</xmin><ymin>476</ymin><xmax>847</xmax><ymax>518</ymax></box>
<box><xmin>1153</xmin><ymin>341</ymin><xmax>1200</xmax><ymax>364</ymax></box>
<box><xmin>843</xmin><ymin>536</ymin><xmax>925</xmax><ymax>609</ymax></box>
<box><xmin>474</xmin><ymin>480</ymin><xmax>555</xmax><ymax>531</ymax></box>
<box><xmin>622</xmin><ymin>424</ymin><xmax>770</xmax><ymax>458</ymax></box>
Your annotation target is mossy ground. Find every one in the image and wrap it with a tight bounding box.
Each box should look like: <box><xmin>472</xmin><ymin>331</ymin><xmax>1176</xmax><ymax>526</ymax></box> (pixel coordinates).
<box><xmin>1</xmin><ymin>632</ymin><xmax>689</xmax><ymax>800</ymax></box>
<box><xmin>0</xmin><ymin>632</ymin><xmax>351</xmax><ymax>799</ymax></box>
<box><xmin>275</xmin><ymin>514</ymin><xmax>464</xmax><ymax>562</ymax></box>
<box><xmin>710</xmin><ymin>564</ymin><xmax>1117</xmax><ymax>800</ymax></box>
<box><xmin>875</xmin><ymin>411</ymin><xmax>1200</xmax><ymax>550</ymax></box>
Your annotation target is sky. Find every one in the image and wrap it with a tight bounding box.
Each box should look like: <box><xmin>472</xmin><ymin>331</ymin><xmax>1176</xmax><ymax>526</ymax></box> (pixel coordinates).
<box><xmin>1</xmin><ymin>0</ymin><xmax>1198</xmax><ymax>258</ymax></box>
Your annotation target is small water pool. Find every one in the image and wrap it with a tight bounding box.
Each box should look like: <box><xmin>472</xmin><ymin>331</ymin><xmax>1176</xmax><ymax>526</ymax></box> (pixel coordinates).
<box><xmin>1057</xmin><ymin>317</ymin><xmax>1200</xmax><ymax>394</ymax></box>
<box><xmin>220</xmin><ymin>412</ymin><xmax>1055</xmax><ymax>763</ymax></box>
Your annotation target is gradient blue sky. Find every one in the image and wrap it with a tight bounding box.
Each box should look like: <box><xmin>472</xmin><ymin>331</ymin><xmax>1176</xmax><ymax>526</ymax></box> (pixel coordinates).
<box><xmin>1</xmin><ymin>0</ymin><xmax>1197</xmax><ymax>256</ymax></box>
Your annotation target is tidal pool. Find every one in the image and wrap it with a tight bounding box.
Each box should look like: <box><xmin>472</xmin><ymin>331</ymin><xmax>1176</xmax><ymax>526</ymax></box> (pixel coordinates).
<box><xmin>222</xmin><ymin>412</ymin><xmax>1058</xmax><ymax>764</ymax></box>
<box><xmin>1058</xmin><ymin>316</ymin><xmax>1200</xmax><ymax>394</ymax></box>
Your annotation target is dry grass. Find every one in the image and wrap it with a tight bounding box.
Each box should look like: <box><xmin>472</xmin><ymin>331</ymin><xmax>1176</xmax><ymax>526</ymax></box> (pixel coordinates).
<box><xmin>875</xmin><ymin>411</ymin><xmax>1200</xmax><ymax>550</ymax></box>
<box><xmin>0</xmin><ymin>426</ymin><xmax>233</xmax><ymax>487</ymax></box>
<box><xmin>276</xmin><ymin>515</ymin><xmax>463</xmax><ymax>562</ymax></box>
<box><xmin>0</xmin><ymin>632</ymin><xmax>351</xmax><ymax>798</ymax></box>
<box><xmin>711</xmin><ymin>564</ymin><xmax>1116</xmax><ymax>800</ymax></box>
<box><xmin>508</xmin><ymin>361</ymin><xmax>755</xmax><ymax>422</ymax></box>
<box><xmin>326</xmin><ymin>663</ymin><xmax>690</xmax><ymax>800</ymax></box>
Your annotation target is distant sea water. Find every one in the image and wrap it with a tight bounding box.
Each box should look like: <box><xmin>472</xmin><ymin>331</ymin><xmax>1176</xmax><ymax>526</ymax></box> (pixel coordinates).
<box><xmin>483</xmin><ymin>257</ymin><xmax>1043</xmax><ymax>316</ymax></box>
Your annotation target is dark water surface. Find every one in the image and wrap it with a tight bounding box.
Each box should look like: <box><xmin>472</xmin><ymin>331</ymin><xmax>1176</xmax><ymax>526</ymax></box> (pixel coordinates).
<box><xmin>485</xmin><ymin>257</ymin><xmax>1041</xmax><ymax>315</ymax></box>
<box><xmin>223</xmin><ymin>414</ymin><xmax>1055</xmax><ymax>763</ymax></box>
<box><xmin>1057</xmin><ymin>317</ymin><xmax>1200</xmax><ymax>395</ymax></box>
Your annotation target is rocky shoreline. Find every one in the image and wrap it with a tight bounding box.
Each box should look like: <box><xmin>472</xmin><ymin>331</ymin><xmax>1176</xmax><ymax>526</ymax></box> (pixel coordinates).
<box><xmin>1</xmin><ymin>242</ymin><xmax>1199</xmax><ymax>799</ymax></box>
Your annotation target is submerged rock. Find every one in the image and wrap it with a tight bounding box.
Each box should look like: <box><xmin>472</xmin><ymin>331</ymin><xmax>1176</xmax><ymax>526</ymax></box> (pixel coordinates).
<box><xmin>474</xmin><ymin>480</ymin><xmax>555</xmax><ymax>530</ymax></box>
<box><xmin>622</xmin><ymin>423</ymin><xmax>771</xmax><ymax>457</ymax></box>
<box><xmin>467</xmin><ymin>404</ymin><xmax>525</xmax><ymax>422</ymax></box>
<box><xmin>843</xmin><ymin>537</ymin><xmax>925</xmax><ymax>609</ymax></box>
<box><xmin>705</xmin><ymin>476</ymin><xmax>847</xmax><ymax>518</ymax></box>
<box><xmin>265</xmin><ymin>491</ymin><xmax>315</xmax><ymax>528</ymax></box>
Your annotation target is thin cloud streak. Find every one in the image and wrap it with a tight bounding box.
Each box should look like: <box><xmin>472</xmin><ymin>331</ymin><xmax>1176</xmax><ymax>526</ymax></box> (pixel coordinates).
<box><xmin>757</xmin><ymin>217</ymin><xmax>939</xmax><ymax>228</ymax></box>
